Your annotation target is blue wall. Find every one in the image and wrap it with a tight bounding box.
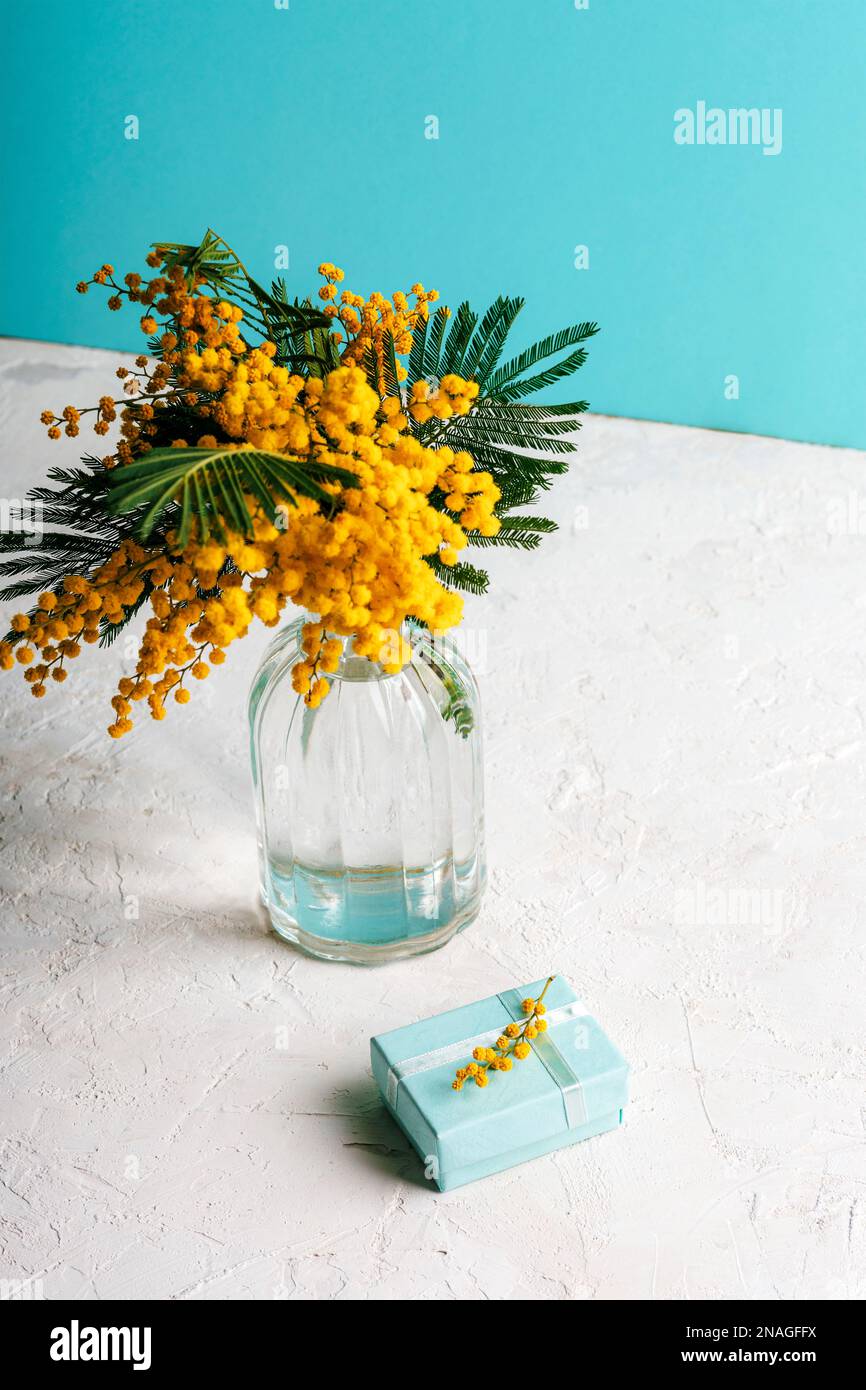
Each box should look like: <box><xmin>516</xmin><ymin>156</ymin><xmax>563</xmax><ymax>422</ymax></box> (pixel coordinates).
<box><xmin>3</xmin><ymin>0</ymin><xmax>864</xmax><ymax>447</ymax></box>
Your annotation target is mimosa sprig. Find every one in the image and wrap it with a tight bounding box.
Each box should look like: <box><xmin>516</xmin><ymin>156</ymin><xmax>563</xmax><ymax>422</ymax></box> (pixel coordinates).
<box><xmin>452</xmin><ymin>975</ymin><xmax>555</xmax><ymax>1092</ymax></box>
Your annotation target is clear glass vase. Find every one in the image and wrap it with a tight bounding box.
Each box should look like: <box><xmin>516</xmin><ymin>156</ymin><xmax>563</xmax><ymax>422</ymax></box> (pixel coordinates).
<box><xmin>248</xmin><ymin>615</ymin><xmax>486</xmax><ymax>963</ymax></box>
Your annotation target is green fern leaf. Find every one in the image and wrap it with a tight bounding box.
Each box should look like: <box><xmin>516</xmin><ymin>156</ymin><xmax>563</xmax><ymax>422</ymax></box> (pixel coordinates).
<box><xmin>426</xmin><ymin>555</ymin><xmax>490</xmax><ymax>595</ymax></box>
<box><xmin>486</xmin><ymin>321</ymin><xmax>599</xmax><ymax>397</ymax></box>
<box><xmin>494</xmin><ymin>478</ymin><xmax>541</xmax><ymax>511</ymax></box>
<box><xmin>462</xmin><ymin>296</ymin><xmax>525</xmax><ymax>386</ymax></box>
<box><xmin>454</xmin><ymin>443</ymin><xmax>570</xmax><ymax>490</ymax></box>
<box><xmin>407</xmin><ymin>311</ymin><xmax>430</xmax><ymax>385</ymax></box>
<box><xmin>451</xmin><ymin>421</ymin><xmax>577</xmax><ymax>455</ymax></box>
<box><xmin>438</xmin><ymin>302</ymin><xmax>478</xmax><ymax>378</ymax></box>
<box><xmin>381</xmin><ymin>330</ymin><xmax>402</xmax><ymax>397</ymax></box>
<box><xmin>497</xmin><ymin>346</ymin><xmax>593</xmax><ymax>401</ymax></box>
<box><xmin>422</xmin><ymin>306</ymin><xmax>450</xmax><ymax>381</ymax></box>
<box><xmin>466</xmin><ymin>514</ymin><xmax>557</xmax><ymax>550</ymax></box>
<box><xmin>467</xmin><ymin>398</ymin><xmax>589</xmax><ymax>433</ymax></box>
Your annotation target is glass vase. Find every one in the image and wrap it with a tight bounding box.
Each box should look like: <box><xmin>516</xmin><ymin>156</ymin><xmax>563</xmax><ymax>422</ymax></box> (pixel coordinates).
<box><xmin>248</xmin><ymin>615</ymin><xmax>485</xmax><ymax>963</ymax></box>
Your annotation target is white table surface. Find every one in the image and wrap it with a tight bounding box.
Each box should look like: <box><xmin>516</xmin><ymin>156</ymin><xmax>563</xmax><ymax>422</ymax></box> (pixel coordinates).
<box><xmin>1</xmin><ymin>338</ymin><xmax>864</xmax><ymax>1301</ymax></box>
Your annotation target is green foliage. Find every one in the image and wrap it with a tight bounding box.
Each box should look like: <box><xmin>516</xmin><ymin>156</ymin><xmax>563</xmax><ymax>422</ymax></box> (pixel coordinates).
<box><xmin>156</xmin><ymin>229</ymin><xmax>332</xmax><ymax>364</ymax></box>
<box><xmin>426</xmin><ymin>555</ymin><xmax>490</xmax><ymax>596</ymax></box>
<box><xmin>438</xmin><ymin>303</ymin><xmax>478</xmax><ymax>378</ymax></box>
<box><xmin>268</xmin><ymin>278</ymin><xmax>343</xmax><ymax>378</ymax></box>
<box><xmin>464</xmin><ymin>296</ymin><xmax>525</xmax><ymax>387</ymax></box>
<box><xmin>442</xmin><ymin>686</ymin><xmax>475</xmax><ymax>738</ymax></box>
<box><xmin>486</xmin><ymin>321</ymin><xmax>598</xmax><ymax>398</ymax></box>
<box><xmin>0</xmin><ymin>460</ymin><xmax>155</xmax><ymax>646</ymax></box>
<box><xmin>105</xmin><ymin>446</ymin><xmax>357</xmax><ymax>547</ymax></box>
<box><xmin>413</xmin><ymin>636</ymin><xmax>476</xmax><ymax>738</ymax></box>
<box><xmin>0</xmin><ymin>461</ymin><xmax>143</xmax><ymax>605</ymax></box>
<box><xmin>465</xmin><ymin>514</ymin><xmax>558</xmax><ymax>550</ymax></box>
<box><xmin>412</xmin><ymin>300</ymin><xmax>597</xmax><ymax>597</ymax></box>
<box><xmin>97</xmin><ymin>588</ymin><xmax>152</xmax><ymax>648</ymax></box>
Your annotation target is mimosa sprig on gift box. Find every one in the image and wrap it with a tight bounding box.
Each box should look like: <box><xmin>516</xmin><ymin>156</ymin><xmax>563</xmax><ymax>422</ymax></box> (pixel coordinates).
<box><xmin>453</xmin><ymin>976</ymin><xmax>554</xmax><ymax>1091</ymax></box>
<box><xmin>0</xmin><ymin>230</ymin><xmax>598</xmax><ymax>734</ymax></box>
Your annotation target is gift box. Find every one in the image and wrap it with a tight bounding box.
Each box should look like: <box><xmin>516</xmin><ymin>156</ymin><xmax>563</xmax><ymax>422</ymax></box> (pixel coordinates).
<box><xmin>370</xmin><ymin>975</ymin><xmax>628</xmax><ymax>1191</ymax></box>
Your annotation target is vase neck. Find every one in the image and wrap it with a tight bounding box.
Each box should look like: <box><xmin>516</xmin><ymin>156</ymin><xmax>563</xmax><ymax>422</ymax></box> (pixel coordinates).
<box><xmin>297</xmin><ymin>614</ymin><xmax>418</xmax><ymax>683</ymax></box>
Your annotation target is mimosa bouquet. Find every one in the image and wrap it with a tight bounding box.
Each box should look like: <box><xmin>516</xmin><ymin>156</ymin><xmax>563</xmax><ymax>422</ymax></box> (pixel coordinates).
<box><xmin>0</xmin><ymin>231</ymin><xmax>597</xmax><ymax>736</ymax></box>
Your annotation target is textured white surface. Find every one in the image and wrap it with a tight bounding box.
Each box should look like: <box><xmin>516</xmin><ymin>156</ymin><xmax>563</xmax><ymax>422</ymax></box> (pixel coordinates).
<box><xmin>1</xmin><ymin>338</ymin><xmax>864</xmax><ymax>1302</ymax></box>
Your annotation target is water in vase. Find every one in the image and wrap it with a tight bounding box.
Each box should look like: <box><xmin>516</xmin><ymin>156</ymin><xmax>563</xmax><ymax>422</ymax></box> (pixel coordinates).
<box><xmin>249</xmin><ymin>618</ymin><xmax>485</xmax><ymax>963</ymax></box>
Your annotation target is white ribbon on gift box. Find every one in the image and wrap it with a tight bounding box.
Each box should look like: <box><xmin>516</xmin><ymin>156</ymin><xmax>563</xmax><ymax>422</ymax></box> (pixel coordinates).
<box><xmin>385</xmin><ymin>993</ymin><xmax>590</xmax><ymax>1127</ymax></box>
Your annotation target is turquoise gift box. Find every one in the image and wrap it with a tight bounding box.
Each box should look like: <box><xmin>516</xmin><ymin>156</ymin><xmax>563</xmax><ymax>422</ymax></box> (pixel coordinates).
<box><xmin>370</xmin><ymin>976</ymin><xmax>628</xmax><ymax>1192</ymax></box>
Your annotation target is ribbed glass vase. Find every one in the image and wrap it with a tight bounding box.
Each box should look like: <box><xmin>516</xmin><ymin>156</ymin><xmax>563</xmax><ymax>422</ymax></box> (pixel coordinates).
<box><xmin>248</xmin><ymin>615</ymin><xmax>485</xmax><ymax>963</ymax></box>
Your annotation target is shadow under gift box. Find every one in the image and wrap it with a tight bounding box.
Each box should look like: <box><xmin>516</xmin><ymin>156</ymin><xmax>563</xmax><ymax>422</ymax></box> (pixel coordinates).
<box><xmin>370</xmin><ymin>976</ymin><xmax>629</xmax><ymax>1191</ymax></box>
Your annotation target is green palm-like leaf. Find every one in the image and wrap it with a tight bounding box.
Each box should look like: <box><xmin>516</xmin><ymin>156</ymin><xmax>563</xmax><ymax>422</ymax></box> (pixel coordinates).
<box><xmin>407</xmin><ymin>296</ymin><xmax>526</xmax><ymax>391</ymax></box>
<box><xmin>496</xmin><ymin>347</ymin><xmax>592</xmax><ymax>401</ymax></box>
<box><xmin>362</xmin><ymin>330</ymin><xmax>401</xmax><ymax>397</ymax></box>
<box><xmin>427</xmin><ymin>556</ymin><xmax>490</xmax><ymax>595</ymax></box>
<box><xmin>421</xmin><ymin>306</ymin><xmax>450</xmax><ymax>381</ymax></box>
<box><xmin>466</xmin><ymin>514</ymin><xmax>557</xmax><ymax>550</ymax></box>
<box><xmin>493</xmin><ymin>477</ymin><xmax>542</xmax><ymax>511</ymax></box>
<box><xmin>259</xmin><ymin>280</ymin><xmax>339</xmax><ymax>375</ymax></box>
<box><xmin>407</xmin><ymin>310</ymin><xmax>430</xmax><ymax>385</ymax></box>
<box><xmin>486</xmin><ymin>321</ymin><xmax>599</xmax><ymax>399</ymax></box>
<box><xmin>446</xmin><ymin>411</ymin><xmax>580</xmax><ymax>452</ymax></box>
<box><xmin>443</xmin><ymin>441</ymin><xmax>570</xmax><ymax>496</ymax></box>
<box><xmin>412</xmin><ymin>304</ymin><xmax>594</xmax><ymax>560</ymax></box>
<box><xmin>438</xmin><ymin>302</ymin><xmax>478</xmax><ymax>378</ymax></box>
<box><xmin>455</xmin><ymin>296</ymin><xmax>522</xmax><ymax>385</ymax></box>
<box><xmin>155</xmin><ymin>229</ymin><xmax>247</xmax><ymax>293</ymax></box>
<box><xmin>426</xmin><ymin>385</ymin><xmax>591</xmax><ymax>556</ymax></box>
<box><xmin>154</xmin><ymin>230</ymin><xmax>332</xmax><ymax>347</ymax></box>
<box><xmin>0</xmin><ymin>461</ymin><xmax>148</xmax><ymax>609</ymax></box>
<box><xmin>467</xmin><ymin>398</ymin><xmax>589</xmax><ymax>431</ymax></box>
<box><xmin>106</xmin><ymin>446</ymin><xmax>357</xmax><ymax>546</ymax></box>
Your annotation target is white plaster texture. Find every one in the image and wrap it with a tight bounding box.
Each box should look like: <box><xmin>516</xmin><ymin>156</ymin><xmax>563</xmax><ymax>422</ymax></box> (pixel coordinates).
<box><xmin>0</xmin><ymin>340</ymin><xmax>864</xmax><ymax>1300</ymax></box>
